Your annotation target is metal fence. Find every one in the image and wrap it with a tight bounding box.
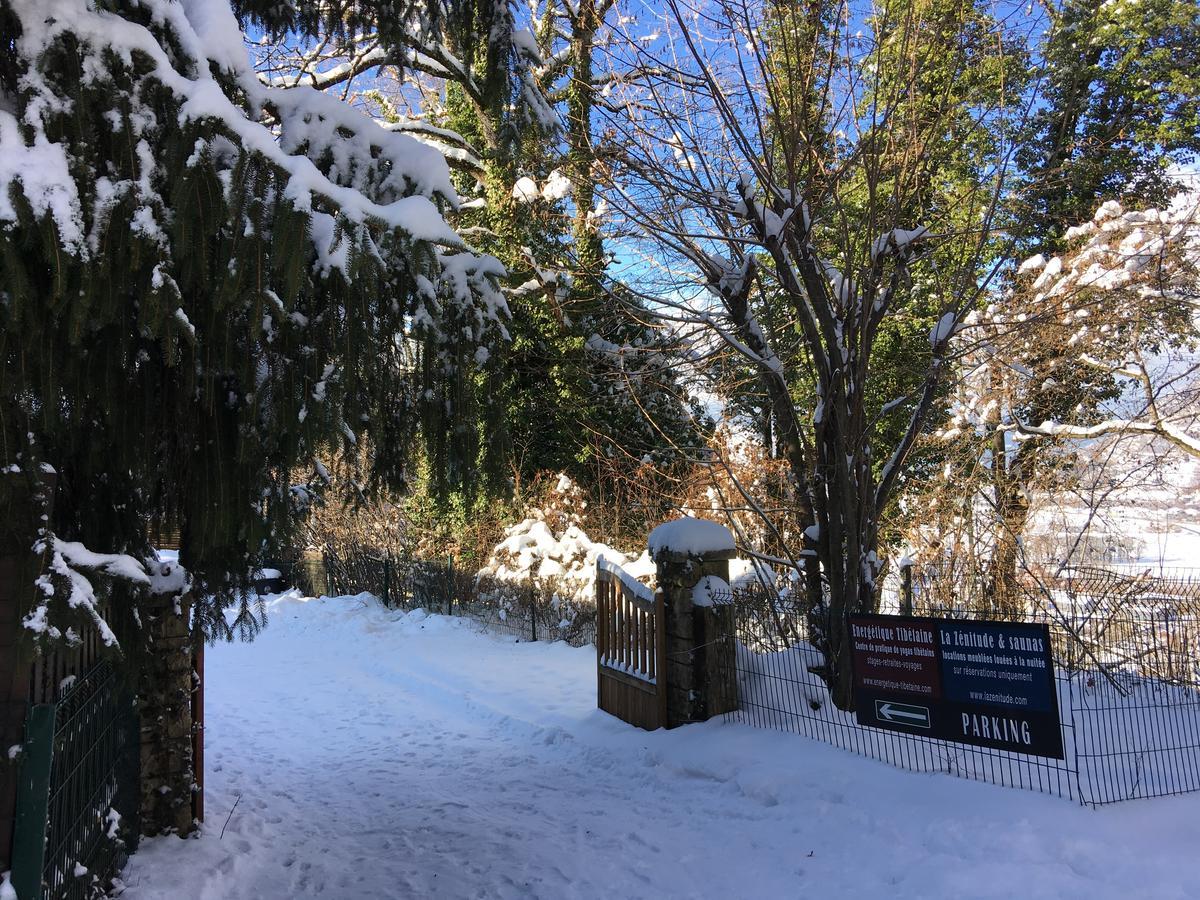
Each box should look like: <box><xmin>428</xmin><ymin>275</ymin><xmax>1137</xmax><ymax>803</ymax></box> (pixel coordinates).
<box><xmin>723</xmin><ymin>571</ymin><xmax>1200</xmax><ymax>806</ymax></box>
<box><xmin>313</xmin><ymin>548</ymin><xmax>597</xmax><ymax>648</ymax></box>
<box><xmin>11</xmin><ymin>660</ymin><xmax>140</xmax><ymax>900</ymax></box>
<box><xmin>304</xmin><ymin>548</ymin><xmax>1200</xmax><ymax>806</ymax></box>
<box><xmin>901</xmin><ymin>561</ymin><xmax>1200</xmax><ymax>621</ymax></box>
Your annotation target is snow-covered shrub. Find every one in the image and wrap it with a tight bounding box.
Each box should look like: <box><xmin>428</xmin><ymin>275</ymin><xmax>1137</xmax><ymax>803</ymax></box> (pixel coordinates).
<box><xmin>476</xmin><ymin>474</ymin><xmax>654</xmax><ymax>606</ymax></box>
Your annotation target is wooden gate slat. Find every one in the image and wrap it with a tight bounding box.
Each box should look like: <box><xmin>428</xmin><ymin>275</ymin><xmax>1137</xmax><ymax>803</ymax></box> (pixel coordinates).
<box><xmin>596</xmin><ymin>566</ymin><xmax>663</xmax><ymax>730</ymax></box>
<box><xmin>625</xmin><ymin>595</ymin><xmax>632</xmax><ymax>670</ymax></box>
<box><xmin>640</xmin><ymin>608</ymin><xmax>648</xmax><ymax>675</ymax></box>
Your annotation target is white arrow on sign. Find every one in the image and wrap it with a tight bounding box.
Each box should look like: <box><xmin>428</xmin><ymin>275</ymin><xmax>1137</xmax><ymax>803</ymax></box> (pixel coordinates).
<box><xmin>876</xmin><ymin>701</ymin><xmax>931</xmax><ymax>728</ymax></box>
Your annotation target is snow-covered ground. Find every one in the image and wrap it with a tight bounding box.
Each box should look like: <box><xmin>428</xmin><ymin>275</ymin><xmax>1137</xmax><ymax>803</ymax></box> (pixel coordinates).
<box><xmin>121</xmin><ymin>594</ymin><xmax>1200</xmax><ymax>899</ymax></box>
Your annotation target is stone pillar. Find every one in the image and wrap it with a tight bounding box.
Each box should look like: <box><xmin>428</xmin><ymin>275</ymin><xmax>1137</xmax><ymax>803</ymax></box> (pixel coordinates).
<box><xmin>138</xmin><ymin>593</ymin><xmax>196</xmax><ymax>836</ymax></box>
<box><xmin>298</xmin><ymin>549</ymin><xmax>329</xmax><ymax>597</ymax></box>
<box><xmin>696</xmin><ymin>596</ymin><xmax>740</xmax><ymax>720</ymax></box>
<box><xmin>0</xmin><ymin>471</ymin><xmax>54</xmax><ymax>871</ymax></box>
<box><xmin>650</xmin><ymin>518</ymin><xmax>740</xmax><ymax>728</ymax></box>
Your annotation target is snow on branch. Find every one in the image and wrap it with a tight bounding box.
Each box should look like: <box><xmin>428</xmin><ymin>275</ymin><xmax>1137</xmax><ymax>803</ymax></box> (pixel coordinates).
<box><xmin>263</xmin><ymin>44</ymin><xmax>390</xmax><ymax>92</ymax></box>
<box><xmin>24</xmin><ymin>533</ymin><xmax>192</xmax><ymax>651</ymax></box>
<box><xmin>51</xmin><ymin>539</ymin><xmax>150</xmax><ymax>586</ymax></box>
<box><xmin>870</xmin><ymin>227</ymin><xmax>929</xmax><ymax>262</ymax></box>
<box><xmin>0</xmin><ymin>111</ymin><xmax>83</xmax><ymax>251</ymax></box>
<box><xmin>1015</xmin><ymin>199</ymin><xmax>1200</xmax><ymax>307</ymax></box>
<box><xmin>26</xmin><ymin>537</ymin><xmax>149</xmax><ymax>649</ymax></box>
<box><xmin>1011</xmin><ymin>418</ymin><xmax>1200</xmax><ymax>459</ymax></box>
<box><xmin>946</xmin><ymin>198</ymin><xmax>1200</xmax><ymax>458</ymax></box>
<box><xmin>5</xmin><ymin>0</ymin><xmax>465</xmax><ymax>254</ymax></box>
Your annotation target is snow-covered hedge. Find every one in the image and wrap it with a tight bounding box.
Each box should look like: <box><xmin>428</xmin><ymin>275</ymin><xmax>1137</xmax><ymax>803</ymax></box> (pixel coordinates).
<box><xmin>477</xmin><ymin>517</ymin><xmax>654</xmax><ymax>604</ymax></box>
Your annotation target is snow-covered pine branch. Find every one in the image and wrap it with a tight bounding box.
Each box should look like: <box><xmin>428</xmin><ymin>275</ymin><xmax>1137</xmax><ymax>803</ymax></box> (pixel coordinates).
<box><xmin>2</xmin><ymin>0</ymin><xmax>489</xmax><ymax>255</ymax></box>
<box><xmin>0</xmin><ymin>0</ymin><xmax>510</xmax><ymax>629</ymax></box>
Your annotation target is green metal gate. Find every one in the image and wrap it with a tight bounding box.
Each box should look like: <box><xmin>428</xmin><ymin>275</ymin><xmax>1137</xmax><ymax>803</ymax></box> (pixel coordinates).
<box><xmin>11</xmin><ymin>661</ymin><xmax>139</xmax><ymax>900</ymax></box>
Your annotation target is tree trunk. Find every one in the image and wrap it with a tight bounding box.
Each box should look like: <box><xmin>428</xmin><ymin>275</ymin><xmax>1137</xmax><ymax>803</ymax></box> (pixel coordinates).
<box><xmin>990</xmin><ymin>427</ymin><xmax>1030</xmax><ymax>618</ymax></box>
<box><xmin>567</xmin><ymin>0</ymin><xmax>603</xmax><ymax>301</ymax></box>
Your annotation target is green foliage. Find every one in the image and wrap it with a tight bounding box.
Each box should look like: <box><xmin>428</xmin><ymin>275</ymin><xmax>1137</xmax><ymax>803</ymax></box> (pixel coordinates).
<box><xmin>1016</xmin><ymin>0</ymin><xmax>1200</xmax><ymax>253</ymax></box>
<box><xmin>0</xmin><ymin>0</ymin><xmax>500</xmax><ymax>636</ymax></box>
<box><xmin>402</xmin><ymin>1</ymin><xmax>707</xmax><ymax>517</ymax></box>
<box><xmin>233</xmin><ymin>0</ymin><xmax>439</xmax><ymax>58</ymax></box>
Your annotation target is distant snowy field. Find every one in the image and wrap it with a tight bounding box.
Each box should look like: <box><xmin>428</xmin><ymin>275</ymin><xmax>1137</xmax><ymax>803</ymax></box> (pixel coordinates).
<box><xmin>120</xmin><ymin>594</ymin><xmax>1200</xmax><ymax>899</ymax></box>
<box><xmin>1027</xmin><ymin>444</ymin><xmax>1200</xmax><ymax>571</ymax></box>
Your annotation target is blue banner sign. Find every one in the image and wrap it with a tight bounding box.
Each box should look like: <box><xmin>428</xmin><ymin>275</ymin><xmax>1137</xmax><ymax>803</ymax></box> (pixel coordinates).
<box><xmin>850</xmin><ymin>614</ymin><xmax>1064</xmax><ymax>759</ymax></box>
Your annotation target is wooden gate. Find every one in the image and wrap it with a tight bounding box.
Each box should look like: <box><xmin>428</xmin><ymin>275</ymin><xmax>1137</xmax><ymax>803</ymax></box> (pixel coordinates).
<box><xmin>596</xmin><ymin>562</ymin><xmax>666</xmax><ymax>730</ymax></box>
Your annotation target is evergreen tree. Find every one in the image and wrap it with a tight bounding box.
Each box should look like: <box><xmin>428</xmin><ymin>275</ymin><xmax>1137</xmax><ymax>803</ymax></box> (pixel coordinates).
<box><xmin>1015</xmin><ymin>0</ymin><xmax>1200</xmax><ymax>255</ymax></box>
<box><xmin>263</xmin><ymin>0</ymin><xmax>708</xmax><ymax>523</ymax></box>
<box><xmin>0</xmin><ymin>0</ymin><xmax>505</xmax><ymax>635</ymax></box>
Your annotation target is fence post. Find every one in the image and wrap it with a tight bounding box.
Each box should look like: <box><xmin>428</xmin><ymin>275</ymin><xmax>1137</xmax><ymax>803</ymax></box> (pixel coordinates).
<box><xmin>297</xmin><ymin>549</ymin><xmax>328</xmax><ymax>598</ymax></box>
<box><xmin>529</xmin><ymin>581</ymin><xmax>537</xmax><ymax>643</ymax></box>
<box><xmin>10</xmin><ymin>704</ymin><xmax>54</xmax><ymax>899</ymax></box>
<box><xmin>446</xmin><ymin>555</ymin><xmax>454</xmax><ymax>615</ymax></box>
<box><xmin>138</xmin><ymin>591</ymin><xmax>197</xmax><ymax>836</ymax></box>
<box><xmin>901</xmin><ymin>563</ymin><xmax>914</xmax><ymax>616</ymax></box>
<box><xmin>383</xmin><ymin>556</ymin><xmax>391</xmax><ymax>608</ymax></box>
<box><xmin>1165</xmin><ymin>610</ymin><xmax>1175</xmax><ymax>681</ymax></box>
<box><xmin>651</xmin><ymin>520</ymin><xmax>739</xmax><ymax>727</ymax></box>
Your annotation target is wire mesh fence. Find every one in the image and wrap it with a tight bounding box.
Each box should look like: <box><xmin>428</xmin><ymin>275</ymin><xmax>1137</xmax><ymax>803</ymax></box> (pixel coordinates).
<box><xmin>310</xmin><ymin>547</ymin><xmax>597</xmax><ymax>648</ymax></box>
<box><xmin>300</xmin><ymin>545</ymin><xmax>1200</xmax><ymax>805</ymax></box>
<box><xmin>11</xmin><ymin>660</ymin><xmax>140</xmax><ymax>900</ymax></box>
<box><xmin>722</xmin><ymin>568</ymin><xmax>1200</xmax><ymax>806</ymax></box>
<box><xmin>43</xmin><ymin>663</ymin><xmax>139</xmax><ymax>900</ymax></box>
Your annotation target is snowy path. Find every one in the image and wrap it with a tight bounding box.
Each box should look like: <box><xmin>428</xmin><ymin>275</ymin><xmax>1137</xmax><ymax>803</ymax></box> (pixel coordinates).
<box><xmin>122</xmin><ymin>594</ymin><xmax>1200</xmax><ymax>899</ymax></box>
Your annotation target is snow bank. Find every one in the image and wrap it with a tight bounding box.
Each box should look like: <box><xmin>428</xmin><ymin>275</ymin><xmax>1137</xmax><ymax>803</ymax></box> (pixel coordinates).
<box><xmin>648</xmin><ymin>517</ymin><xmax>735</xmax><ymax>556</ymax></box>
<box><xmin>119</xmin><ymin>592</ymin><xmax>1200</xmax><ymax>900</ymax></box>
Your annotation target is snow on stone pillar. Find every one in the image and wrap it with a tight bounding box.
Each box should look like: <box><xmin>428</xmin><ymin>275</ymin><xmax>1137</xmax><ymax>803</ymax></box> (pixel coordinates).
<box><xmin>649</xmin><ymin>518</ymin><xmax>739</xmax><ymax>728</ymax></box>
